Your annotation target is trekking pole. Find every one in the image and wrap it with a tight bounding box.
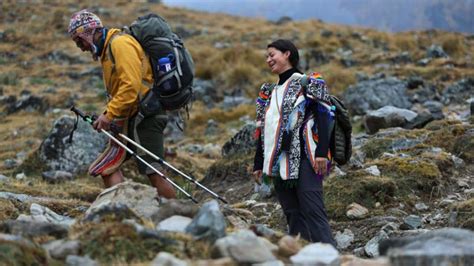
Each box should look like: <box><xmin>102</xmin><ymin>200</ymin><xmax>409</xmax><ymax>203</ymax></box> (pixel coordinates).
<box><xmin>118</xmin><ymin>133</ymin><xmax>229</xmax><ymax>204</ymax></box>
<box><xmin>70</xmin><ymin>106</ymin><xmax>198</xmax><ymax>204</ymax></box>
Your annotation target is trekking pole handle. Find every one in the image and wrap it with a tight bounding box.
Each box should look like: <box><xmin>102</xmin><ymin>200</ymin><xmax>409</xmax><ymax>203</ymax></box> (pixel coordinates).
<box><xmin>70</xmin><ymin>106</ymin><xmax>94</xmax><ymax>124</ymax></box>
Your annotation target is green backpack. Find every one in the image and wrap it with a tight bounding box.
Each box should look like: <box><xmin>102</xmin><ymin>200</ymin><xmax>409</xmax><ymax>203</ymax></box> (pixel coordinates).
<box><xmin>109</xmin><ymin>13</ymin><xmax>195</xmax><ymax>114</ymax></box>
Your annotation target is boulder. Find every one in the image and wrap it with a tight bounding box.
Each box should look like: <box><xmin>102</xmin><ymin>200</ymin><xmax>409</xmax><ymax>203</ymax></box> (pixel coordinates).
<box><xmin>38</xmin><ymin>115</ymin><xmax>107</xmax><ymax>174</ymax></box>
<box><xmin>364</xmin><ymin>106</ymin><xmax>417</xmax><ymax>134</ymax></box>
<box><xmin>383</xmin><ymin>228</ymin><xmax>474</xmax><ymax>266</ymax></box>
<box><xmin>84</xmin><ymin>181</ymin><xmax>160</xmax><ymax>222</ymax></box>
<box><xmin>343</xmin><ymin>76</ymin><xmax>411</xmax><ymax>115</ymax></box>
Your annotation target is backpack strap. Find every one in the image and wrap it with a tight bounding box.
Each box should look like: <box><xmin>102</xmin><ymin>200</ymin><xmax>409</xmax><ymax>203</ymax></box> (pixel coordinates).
<box><xmin>107</xmin><ymin>31</ymin><xmax>152</xmax><ymax>99</ymax></box>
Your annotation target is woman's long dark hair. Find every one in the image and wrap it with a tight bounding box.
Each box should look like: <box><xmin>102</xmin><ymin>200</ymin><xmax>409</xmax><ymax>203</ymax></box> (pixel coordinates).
<box><xmin>267</xmin><ymin>39</ymin><xmax>300</xmax><ymax>70</ymax></box>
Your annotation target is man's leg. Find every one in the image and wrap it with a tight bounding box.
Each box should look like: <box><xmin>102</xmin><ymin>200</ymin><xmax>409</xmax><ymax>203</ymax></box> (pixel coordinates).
<box><xmin>133</xmin><ymin>112</ymin><xmax>175</xmax><ymax>198</ymax></box>
<box><xmin>148</xmin><ymin>173</ymin><xmax>176</xmax><ymax>199</ymax></box>
<box><xmin>102</xmin><ymin>169</ymin><xmax>124</xmax><ymax>188</ymax></box>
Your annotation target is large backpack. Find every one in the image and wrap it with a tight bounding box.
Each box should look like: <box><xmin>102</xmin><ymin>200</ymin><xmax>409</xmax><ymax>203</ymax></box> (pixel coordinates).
<box><xmin>109</xmin><ymin>13</ymin><xmax>195</xmax><ymax>113</ymax></box>
<box><xmin>300</xmin><ymin>75</ymin><xmax>352</xmax><ymax>165</ymax></box>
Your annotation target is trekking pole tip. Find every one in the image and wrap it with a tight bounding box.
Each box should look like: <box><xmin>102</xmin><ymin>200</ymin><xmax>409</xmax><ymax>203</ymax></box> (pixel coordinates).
<box><xmin>218</xmin><ymin>196</ymin><xmax>229</xmax><ymax>204</ymax></box>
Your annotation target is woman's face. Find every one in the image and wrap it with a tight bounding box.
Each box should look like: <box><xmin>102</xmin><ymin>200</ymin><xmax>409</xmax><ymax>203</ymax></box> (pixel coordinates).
<box><xmin>266</xmin><ymin>47</ymin><xmax>292</xmax><ymax>74</ymax></box>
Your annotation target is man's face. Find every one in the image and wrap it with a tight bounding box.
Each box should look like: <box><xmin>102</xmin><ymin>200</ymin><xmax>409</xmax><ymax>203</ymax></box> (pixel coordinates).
<box><xmin>72</xmin><ymin>36</ymin><xmax>92</xmax><ymax>52</ymax></box>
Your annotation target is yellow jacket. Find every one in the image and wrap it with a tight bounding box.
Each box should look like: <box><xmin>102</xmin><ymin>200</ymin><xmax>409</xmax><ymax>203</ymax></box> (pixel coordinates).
<box><xmin>100</xmin><ymin>28</ymin><xmax>153</xmax><ymax>120</ymax></box>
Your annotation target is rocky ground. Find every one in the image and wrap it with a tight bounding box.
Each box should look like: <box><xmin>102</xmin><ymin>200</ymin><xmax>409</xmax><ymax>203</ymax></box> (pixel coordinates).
<box><xmin>1</xmin><ymin>1</ymin><xmax>473</xmax><ymax>265</ymax></box>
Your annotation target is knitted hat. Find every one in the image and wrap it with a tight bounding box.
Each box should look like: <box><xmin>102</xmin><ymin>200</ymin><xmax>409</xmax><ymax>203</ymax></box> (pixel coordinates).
<box><xmin>68</xmin><ymin>10</ymin><xmax>103</xmax><ymax>50</ymax></box>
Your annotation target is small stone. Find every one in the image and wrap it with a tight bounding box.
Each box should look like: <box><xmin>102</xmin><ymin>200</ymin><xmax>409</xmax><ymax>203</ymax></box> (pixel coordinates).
<box><xmin>156</xmin><ymin>215</ymin><xmax>193</xmax><ymax>233</ymax></box>
<box><xmin>335</xmin><ymin>229</ymin><xmax>354</xmax><ymax>249</ymax></box>
<box><xmin>400</xmin><ymin>215</ymin><xmax>422</xmax><ymax>230</ymax></box>
<box><xmin>290</xmin><ymin>243</ymin><xmax>340</xmax><ymax>265</ymax></box>
<box><xmin>15</xmin><ymin>173</ymin><xmax>26</xmax><ymax>180</ymax></box>
<box><xmin>278</xmin><ymin>235</ymin><xmax>301</xmax><ymax>257</ymax></box>
<box><xmin>365</xmin><ymin>165</ymin><xmax>381</xmax><ymax>176</ymax></box>
<box><xmin>415</xmin><ymin>202</ymin><xmax>429</xmax><ymax>211</ymax></box>
<box><xmin>346</xmin><ymin>203</ymin><xmax>369</xmax><ymax>219</ymax></box>
<box><xmin>457</xmin><ymin>180</ymin><xmax>470</xmax><ymax>189</ymax></box>
<box><xmin>375</xmin><ymin>202</ymin><xmax>381</xmax><ymax>208</ymax></box>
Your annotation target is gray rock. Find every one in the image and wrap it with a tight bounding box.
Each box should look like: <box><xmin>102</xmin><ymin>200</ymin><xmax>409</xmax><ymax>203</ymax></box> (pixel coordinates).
<box><xmin>442</xmin><ymin>78</ymin><xmax>474</xmax><ymax>105</ymax></box>
<box><xmin>426</xmin><ymin>44</ymin><xmax>448</xmax><ymax>58</ymax></box>
<box><xmin>365</xmin><ymin>231</ymin><xmax>389</xmax><ymax>257</ymax></box>
<box><xmin>380</xmin><ymin>227</ymin><xmax>474</xmax><ymax>256</ymax></box>
<box><xmin>343</xmin><ymin>76</ymin><xmax>411</xmax><ymax>115</ymax></box>
<box><xmin>41</xmin><ymin>170</ymin><xmax>74</xmax><ymax>183</ymax></box>
<box><xmin>221</xmin><ymin>96</ymin><xmax>252</xmax><ymax>110</ymax></box>
<box><xmin>290</xmin><ymin>243</ymin><xmax>340</xmax><ymax>265</ymax></box>
<box><xmin>0</xmin><ymin>220</ymin><xmax>68</xmax><ymax>239</ymax></box>
<box><xmin>417</xmin><ymin>58</ymin><xmax>431</xmax><ymax>66</ymax></box>
<box><xmin>205</xmin><ymin>119</ymin><xmax>220</xmax><ymax>136</ymax></box>
<box><xmin>5</xmin><ymin>94</ymin><xmax>49</xmax><ymax>114</ymax></box>
<box><xmin>346</xmin><ymin>203</ymin><xmax>369</xmax><ymax>219</ymax></box>
<box><xmin>17</xmin><ymin>203</ymin><xmax>75</xmax><ymax>227</ymax></box>
<box><xmin>15</xmin><ymin>172</ymin><xmax>26</xmax><ymax>180</ymax></box>
<box><xmin>185</xmin><ymin>200</ymin><xmax>226</xmax><ymax>243</ymax></box>
<box><xmin>0</xmin><ymin>174</ymin><xmax>8</xmax><ymax>183</ymax></box>
<box><xmin>151</xmin><ymin>252</ymin><xmax>188</xmax><ymax>266</ymax></box>
<box><xmin>415</xmin><ymin>203</ymin><xmax>429</xmax><ymax>211</ymax></box>
<box><xmin>400</xmin><ymin>215</ymin><xmax>423</xmax><ymax>230</ymax></box>
<box><xmin>335</xmin><ymin>229</ymin><xmax>354</xmax><ymax>249</ymax></box>
<box><xmin>364</xmin><ymin>106</ymin><xmax>417</xmax><ymax>134</ymax></box>
<box><xmin>364</xmin><ymin>165</ymin><xmax>381</xmax><ymax>176</ymax></box>
<box><xmin>387</xmin><ymin>234</ymin><xmax>474</xmax><ymax>266</ymax></box>
<box><xmin>213</xmin><ymin>230</ymin><xmax>275</xmax><ymax>264</ymax></box>
<box><xmin>390</xmin><ymin>51</ymin><xmax>412</xmax><ymax>64</ymax></box>
<box><xmin>221</xmin><ymin>123</ymin><xmax>256</xmax><ymax>157</ymax></box>
<box><xmin>43</xmin><ymin>239</ymin><xmax>81</xmax><ymax>260</ymax></box>
<box><xmin>66</xmin><ymin>255</ymin><xmax>98</xmax><ymax>266</ymax></box>
<box><xmin>157</xmin><ymin>215</ymin><xmax>193</xmax><ymax>233</ymax></box>
<box><xmin>423</xmin><ymin>101</ymin><xmax>444</xmax><ymax>120</ymax></box>
<box><xmin>0</xmin><ymin>191</ymin><xmax>50</xmax><ymax>202</ymax></box>
<box><xmin>404</xmin><ymin>111</ymin><xmax>434</xmax><ymax>129</ymax></box>
<box><xmin>38</xmin><ymin>115</ymin><xmax>107</xmax><ymax>174</ymax></box>
<box><xmin>151</xmin><ymin>199</ymin><xmax>199</xmax><ymax>224</ymax></box>
<box><xmin>193</xmin><ymin>78</ymin><xmax>218</xmax><ymax>108</ymax></box>
<box><xmin>84</xmin><ymin>181</ymin><xmax>160</xmax><ymax>222</ymax></box>
<box><xmin>3</xmin><ymin>159</ymin><xmax>17</xmax><ymax>169</ymax></box>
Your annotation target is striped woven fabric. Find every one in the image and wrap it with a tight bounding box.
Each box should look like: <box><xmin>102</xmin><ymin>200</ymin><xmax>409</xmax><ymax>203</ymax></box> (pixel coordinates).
<box><xmin>88</xmin><ymin>118</ymin><xmax>128</xmax><ymax>177</ymax></box>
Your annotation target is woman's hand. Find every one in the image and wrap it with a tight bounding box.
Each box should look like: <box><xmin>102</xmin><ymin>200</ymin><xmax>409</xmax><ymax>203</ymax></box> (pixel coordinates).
<box><xmin>313</xmin><ymin>157</ymin><xmax>328</xmax><ymax>176</ymax></box>
<box><xmin>253</xmin><ymin>170</ymin><xmax>263</xmax><ymax>185</ymax></box>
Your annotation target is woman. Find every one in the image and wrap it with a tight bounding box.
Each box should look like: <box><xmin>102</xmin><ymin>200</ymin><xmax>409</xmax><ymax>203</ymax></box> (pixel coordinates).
<box><xmin>253</xmin><ymin>39</ymin><xmax>336</xmax><ymax>245</ymax></box>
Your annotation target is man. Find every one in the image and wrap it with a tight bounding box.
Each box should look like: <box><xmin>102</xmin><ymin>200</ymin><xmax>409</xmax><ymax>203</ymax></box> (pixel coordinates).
<box><xmin>68</xmin><ymin>10</ymin><xmax>176</xmax><ymax>199</ymax></box>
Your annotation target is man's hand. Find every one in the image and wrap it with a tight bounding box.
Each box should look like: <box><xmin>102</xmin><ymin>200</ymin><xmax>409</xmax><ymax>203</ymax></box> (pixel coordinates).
<box><xmin>313</xmin><ymin>157</ymin><xmax>328</xmax><ymax>176</ymax></box>
<box><xmin>92</xmin><ymin>114</ymin><xmax>111</xmax><ymax>132</ymax></box>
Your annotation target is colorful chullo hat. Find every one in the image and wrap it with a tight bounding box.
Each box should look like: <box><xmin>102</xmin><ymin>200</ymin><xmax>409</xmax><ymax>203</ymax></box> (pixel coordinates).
<box><xmin>68</xmin><ymin>10</ymin><xmax>103</xmax><ymax>50</ymax></box>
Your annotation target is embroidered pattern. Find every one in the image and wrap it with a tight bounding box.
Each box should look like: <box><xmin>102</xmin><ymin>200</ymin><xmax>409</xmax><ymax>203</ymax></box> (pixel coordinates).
<box><xmin>256</xmin><ymin>73</ymin><xmax>330</xmax><ymax>180</ymax></box>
